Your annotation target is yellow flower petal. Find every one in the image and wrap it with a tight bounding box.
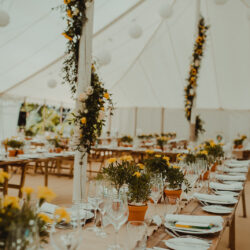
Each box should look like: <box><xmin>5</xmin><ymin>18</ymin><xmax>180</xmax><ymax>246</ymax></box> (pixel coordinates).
<box><xmin>108</xmin><ymin>158</ymin><xmax>117</xmax><ymax>164</ymax></box>
<box><xmin>38</xmin><ymin>213</ymin><xmax>53</xmax><ymax>224</ymax></box>
<box><xmin>54</xmin><ymin>207</ymin><xmax>71</xmax><ymax>223</ymax></box>
<box><xmin>37</xmin><ymin>186</ymin><xmax>56</xmax><ymax>202</ymax></box>
<box><xmin>133</xmin><ymin>172</ymin><xmax>141</xmax><ymax>178</ymax></box>
<box><xmin>136</xmin><ymin>163</ymin><xmax>145</xmax><ymax>170</ymax></box>
<box><xmin>81</xmin><ymin>117</ymin><xmax>86</xmax><ymax>124</ymax></box>
<box><xmin>3</xmin><ymin>196</ymin><xmax>20</xmax><ymax>209</ymax></box>
<box><xmin>22</xmin><ymin>186</ymin><xmax>34</xmax><ymax>195</ymax></box>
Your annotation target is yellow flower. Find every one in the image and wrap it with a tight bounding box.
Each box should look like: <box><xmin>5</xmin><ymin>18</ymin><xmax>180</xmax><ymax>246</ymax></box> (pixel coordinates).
<box><xmin>22</xmin><ymin>186</ymin><xmax>34</xmax><ymax>195</ymax></box>
<box><xmin>54</xmin><ymin>207</ymin><xmax>71</xmax><ymax>223</ymax></box>
<box><xmin>172</xmin><ymin>165</ymin><xmax>180</xmax><ymax>169</ymax></box>
<box><xmin>133</xmin><ymin>172</ymin><xmax>141</xmax><ymax>178</ymax></box>
<box><xmin>104</xmin><ymin>92</ymin><xmax>109</xmax><ymax>99</ymax></box>
<box><xmin>108</xmin><ymin>158</ymin><xmax>117</xmax><ymax>164</ymax></box>
<box><xmin>37</xmin><ymin>186</ymin><xmax>56</xmax><ymax>202</ymax></box>
<box><xmin>67</xmin><ymin>9</ymin><xmax>73</xmax><ymax>18</ymax></box>
<box><xmin>163</xmin><ymin>156</ymin><xmax>170</xmax><ymax>161</ymax></box>
<box><xmin>145</xmin><ymin>150</ymin><xmax>154</xmax><ymax>154</ymax></box>
<box><xmin>199</xmin><ymin>150</ymin><xmax>208</xmax><ymax>155</ymax></box>
<box><xmin>38</xmin><ymin>213</ymin><xmax>53</xmax><ymax>224</ymax></box>
<box><xmin>91</xmin><ymin>64</ymin><xmax>96</xmax><ymax>72</ymax></box>
<box><xmin>209</xmin><ymin>140</ymin><xmax>215</xmax><ymax>147</ymax></box>
<box><xmin>3</xmin><ymin>196</ymin><xmax>20</xmax><ymax>209</ymax></box>
<box><xmin>64</xmin><ymin>0</ymin><xmax>71</xmax><ymax>4</ymax></box>
<box><xmin>100</xmin><ymin>107</ymin><xmax>105</xmax><ymax>111</ymax></box>
<box><xmin>194</xmin><ymin>147</ymin><xmax>198</xmax><ymax>151</ymax></box>
<box><xmin>136</xmin><ymin>163</ymin><xmax>145</xmax><ymax>170</ymax></box>
<box><xmin>155</xmin><ymin>154</ymin><xmax>162</xmax><ymax>158</ymax></box>
<box><xmin>80</xmin><ymin>117</ymin><xmax>86</xmax><ymax>124</ymax></box>
<box><xmin>0</xmin><ymin>171</ymin><xmax>9</xmax><ymax>184</ymax></box>
<box><xmin>120</xmin><ymin>155</ymin><xmax>133</xmax><ymax>162</ymax></box>
<box><xmin>62</xmin><ymin>32</ymin><xmax>73</xmax><ymax>41</ymax></box>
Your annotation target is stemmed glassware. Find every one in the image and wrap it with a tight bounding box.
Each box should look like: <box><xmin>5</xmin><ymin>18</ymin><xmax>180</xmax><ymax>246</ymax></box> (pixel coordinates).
<box><xmin>150</xmin><ymin>173</ymin><xmax>163</xmax><ymax>214</ymax></box>
<box><xmin>106</xmin><ymin>192</ymin><xmax>129</xmax><ymax>250</ymax></box>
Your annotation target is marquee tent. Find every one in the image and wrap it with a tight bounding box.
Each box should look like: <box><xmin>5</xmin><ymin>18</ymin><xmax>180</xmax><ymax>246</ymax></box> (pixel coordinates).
<box><xmin>0</xmin><ymin>0</ymin><xmax>250</xmax><ymax>141</ymax></box>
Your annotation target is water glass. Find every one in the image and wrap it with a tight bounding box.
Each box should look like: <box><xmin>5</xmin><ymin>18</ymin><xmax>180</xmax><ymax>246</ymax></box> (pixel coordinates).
<box><xmin>127</xmin><ymin>221</ymin><xmax>147</xmax><ymax>250</ymax></box>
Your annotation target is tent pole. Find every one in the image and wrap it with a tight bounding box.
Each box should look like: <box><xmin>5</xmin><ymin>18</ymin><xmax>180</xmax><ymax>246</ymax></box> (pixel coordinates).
<box><xmin>161</xmin><ymin>107</ymin><xmax>165</xmax><ymax>134</ymax></box>
<box><xmin>60</xmin><ymin>103</ymin><xmax>63</xmax><ymax>124</ymax></box>
<box><xmin>189</xmin><ymin>0</ymin><xmax>201</xmax><ymax>142</ymax></box>
<box><xmin>134</xmin><ymin>107</ymin><xmax>138</xmax><ymax>137</ymax></box>
<box><xmin>42</xmin><ymin>100</ymin><xmax>46</xmax><ymax>135</ymax></box>
<box><xmin>73</xmin><ymin>1</ymin><xmax>94</xmax><ymax>203</ymax></box>
<box><xmin>108</xmin><ymin>109</ymin><xmax>112</xmax><ymax>135</ymax></box>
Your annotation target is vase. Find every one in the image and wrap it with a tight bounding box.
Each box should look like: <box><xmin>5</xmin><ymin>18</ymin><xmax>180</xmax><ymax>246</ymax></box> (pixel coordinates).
<box><xmin>9</xmin><ymin>149</ymin><xmax>17</xmax><ymax>157</ymax></box>
<box><xmin>201</xmin><ymin>170</ymin><xmax>210</xmax><ymax>181</ymax></box>
<box><xmin>211</xmin><ymin>162</ymin><xmax>217</xmax><ymax>172</ymax></box>
<box><xmin>164</xmin><ymin>189</ymin><xmax>182</xmax><ymax>204</ymax></box>
<box><xmin>55</xmin><ymin>148</ymin><xmax>62</xmax><ymax>153</ymax></box>
<box><xmin>128</xmin><ymin>204</ymin><xmax>148</xmax><ymax>221</ymax></box>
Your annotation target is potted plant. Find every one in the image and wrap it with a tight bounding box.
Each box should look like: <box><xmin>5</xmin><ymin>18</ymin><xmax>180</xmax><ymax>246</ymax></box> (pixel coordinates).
<box><xmin>164</xmin><ymin>165</ymin><xmax>189</xmax><ymax>204</ymax></box>
<box><xmin>6</xmin><ymin>139</ymin><xmax>24</xmax><ymax>157</ymax></box>
<box><xmin>126</xmin><ymin>165</ymin><xmax>151</xmax><ymax>221</ymax></box>
<box><xmin>119</xmin><ymin>135</ymin><xmax>133</xmax><ymax>147</ymax></box>
<box><xmin>156</xmin><ymin>136</ymin><xmax>169</xmax><ymax>151</ymax></box>
<box><xmin>233</xmin><ymin>135</ymin><xmax>247</xmax><ymax>149</ymax></box>
<box><xmin>47</xmin><ymin>137</ymin><xmax>64</xmax><ymax>153</ymax></box>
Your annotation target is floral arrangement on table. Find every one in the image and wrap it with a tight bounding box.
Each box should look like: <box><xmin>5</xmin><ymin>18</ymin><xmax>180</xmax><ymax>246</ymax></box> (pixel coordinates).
<box><xmin>160</xmin><ymin>132</ymin><xmax>176</xmax><ymax>139</ymax></box>
<box><xmin>203</xmin><ymin>140</ymin><xmax>224</xmax><ymax>161</ymax></box>
<box><xmin>71</xmin><ymin>64</ymin><xmax>113</xmax><ymax>155</ymax></box>
<box><xmin>0</xmin><ymin>181</ymin><xmax>56</xmax><ymax>248</ymax></box>
<box><xmin>4</xmin><ymin>138</ymin><xmax>24</xmax><ymax>157</ymax></box>
<box><xmin>137</xmin><ymin>134</ymin><xmax>154</xmax><ymax>140</ymax></box>
<box><xmin>184</xmin><ymin>16</ymin><xmax>209</xmax><ymax>137</ymax></box>
<box><xmin>47</xmin><ymin>137</ymin><xmax>64</xmax><ymax>149</ymax></box>
<box><xmin>233</xmin><ymin>135</ymin><xmax>247</xmax><ymax>149</ymax></box>
<box><xmin>156</xmin><ymin>136</ymin><xmax>169</xmax><ymax>150</ymax></box>
<box><xmin>120</xmin><ymin>135</ymin><xmax>133</xmax><ymax>145</ymax></box>
<box><xmin>6</xmin><ymin>139</ymin><xmax>24</xmax><ymax>149</ymax></box>
<box><xmin>144</xmin><ymin>154</ymin><xmax>170</xmax><ymax>179</ymax></box>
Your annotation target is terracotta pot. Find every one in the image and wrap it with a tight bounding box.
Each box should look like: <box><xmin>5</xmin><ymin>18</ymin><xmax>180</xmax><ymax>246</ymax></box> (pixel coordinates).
<box><xmin>17</xmin><ymin>149</ymin><xmax>24</xmax><ymax>155</ymax></box>
<box><xmin>9</xmin><ymin>149</ymin><xmax>17</xmax><ymax>157</ymax></box>
<box><xmin>55</xmin><ymin>148</ymin><xmax>62</xmax><ymax>153</ymax></box>
<box><xmin>201</xmin><ymin>170</ymin><xmax>210</xmax><ymax>181</ymax></box>
<box><xmin>149</xmin><ymin>196</ymin><xmax>162</xmax><ymax>204</ymax></box>
<box><xmin>128</xmin><ymin>205</ymin><xmax>148</xmax><ymax>221</ymax></box>
<box><xmin>211</xmin><ymin>162</ymin><xmax>218</xmax><ymax>172</ymax></box>
<box><xmin>164</xmin><ymin>189</ymin><xmax>182</xmax><ymax>204</ymax></box>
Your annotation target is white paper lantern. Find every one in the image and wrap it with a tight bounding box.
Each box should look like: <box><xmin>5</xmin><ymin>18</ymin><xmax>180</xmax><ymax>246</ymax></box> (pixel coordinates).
<box><xmin>158</xmin><ymin>3</ymin><xmax>172</xmax><ymax>19</ymax></box>
<box><xmin>47</xmin><ymin>79</ymin><xmax>57</xmax><ymax>88</ymax></box>
<box><xmin>214</xmin><ymin>0</ymin><xmax>228</xmax><ymax>5</ymax></box>
<box><xmin>0</xmin><ymin>9</ymin><xmax>10</xmax><ymax>27</ymax></box>
<box><xmin>97</xmin><ymin>50</ymin><xmax>112</xmax><ymax>66</ymax></box>
<box><xmin>129</xmin><ymin>24</ymin><xmax>143</xmax><ymax>39</ymax></box>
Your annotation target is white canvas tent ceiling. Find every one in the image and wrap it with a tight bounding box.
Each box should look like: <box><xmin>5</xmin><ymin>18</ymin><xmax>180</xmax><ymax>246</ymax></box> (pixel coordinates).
<box><xmin>0</xmin><ymin>0</ymin><xmax>250</xmax><ymax>110</ymax></box>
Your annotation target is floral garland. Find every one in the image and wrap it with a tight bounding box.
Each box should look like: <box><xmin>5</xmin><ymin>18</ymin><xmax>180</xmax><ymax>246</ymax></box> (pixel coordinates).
<box><xmin>184</xmin><ymin>17</ymin><xmax>209</xmax><ymax>121</ymax></box>
<box><xmin>73</xmin><ymin>64</ymin><xmax>113</xmax><ymax>154</ymax></box>
<box><xmin>61</xmin><ymin>0</ymin><xmax>88</xmax><ymax>94</ymax></box>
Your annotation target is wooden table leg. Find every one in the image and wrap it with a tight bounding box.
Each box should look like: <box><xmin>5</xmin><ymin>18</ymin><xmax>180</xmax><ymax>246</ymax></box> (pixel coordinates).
<box><xmin>242</xmin><ymin>189</ymin><xmax>247</xmax><ymax>218</ymax></box>
<box><xmin>18</xmin><ymin>164</ymin><xmax>27</xmax><ymax>198</ymax></box>
<box><xmin>3</xmin><ymin>165</ymin><xmax>8</xmax><ymax>196</ymax></box>
<box><xmin>44</xmin><ymin>160</ymin><xmax>48</xmax><ymax>187</ymax></box>
<box><xmin>229</xmin><ymin>213</ymin><xmax>236</xmax><ymax>250</ymax></box>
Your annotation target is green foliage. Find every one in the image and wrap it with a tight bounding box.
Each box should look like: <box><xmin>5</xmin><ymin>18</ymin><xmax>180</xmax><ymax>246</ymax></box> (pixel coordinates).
<box><xmin>183</xmin><ymin>152</ymin><xmax>196</xmax><ymax>164</ymax></box>
<box><xmin>6</xmin><ymin>140</ymin><xmax>24</xmax><ymax>149</ymax></box>
<box><xmin>234</xmin><ymin>135</ymin><xmax>247</xmax><ymax>147</ymax></box>
<box><xmin>204</xmin><ymin>141</ymin><xmax>224</xmax><ymax>159</ymax></box>
<box><xmin>156</xmin><ymin>136</ymin><xmax>169</xmax><ymax>149</ymax></box>
<box><xmin>120</xmin><ymin>135</ymin><xmax>133</xmax><ymax>144</ymax></box>
<box><xmin>144</xmin><ymin>155</ymin><xmax>169</xmax><ymax>179</ymax></box>
<box><xmin>195</xmin><ymin>115</ymin><xmax>205</xmax><ymax>138</ymax></box>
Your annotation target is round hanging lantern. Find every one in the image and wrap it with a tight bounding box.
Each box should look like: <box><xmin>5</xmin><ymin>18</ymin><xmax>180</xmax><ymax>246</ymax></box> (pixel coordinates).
<box><xmin>47</xmin><ymin>79</ymin><xmax>57</xmax><ymax>88</ymax></box>
<box><xmin>214</xmin><ymin>0</ymin><xmax>228</xmax><ymax>5</ymax></box>
<box><xmin>158</xmin><ymin>3</ymin><xmax>172</xmax><ymax>19</ymax></box>
<box><xmin>0</xmin><ymin>9</ymin><xmax>10</xmax><ymax>27</ymax></box>
<box><xmin>97</xmin><ymin>50</ymin><xmax>112</xmax><ymax>66</ymax></box>
<box><xmin>129</xmin><ymin>24</ymin><xmax>143</xmax><ymax>39</ymax></box>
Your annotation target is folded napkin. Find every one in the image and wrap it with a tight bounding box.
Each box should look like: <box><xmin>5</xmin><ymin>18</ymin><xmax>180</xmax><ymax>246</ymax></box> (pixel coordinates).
<box><xmin>40</xmin><ymin>202</ymin><xmax>58</xmax><ymax>214</ymax></box>
<box><xmin>216</xmin><ymin>174</ymin><xmax>246</xmax><ymax>181</ymax></box>
<box><xmin>224</xmin><ymin>167</ymin><xmax>248</xmax><ymax>173</ymax></box>
<box><xmin>165</xmin><ymin>214</ymin><xmax>223</xmax><ymax>227</ymax></box>
<box><xmin>225</xmin><ymin>162</ymin><xmax>249</xmax><ymax>168</ymax></box>
<box><xmin>193</xmin><ymin>193</ymin><xmax>237</xmax><ymax>203</ymax></box>
<box><xmin>210</xmin><ymin>182</ymin><xmax>243</xmax><ymax>191</ymax></box>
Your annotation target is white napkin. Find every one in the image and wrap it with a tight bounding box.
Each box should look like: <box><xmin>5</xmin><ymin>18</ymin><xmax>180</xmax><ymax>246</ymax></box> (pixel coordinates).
<box><xmin>225</xmin><ymin>162</ymin><xmax>249</xmax><ymax>168</ymax></box>
<box><xmin>40</xmin><ymin>202</ymin><xmax>58</xmax><ymax>214</ymax></box>
<box><xmin>193</xmin><ymin>193</ymin><xmax>237</xmax><ymax>203</ymax></box>
<box><xmin>165</xmin><ymin>214</ymin><xmax>223</xmax><ymax>227</ymax></box>
<box><xmin>227</xmin><ymin>159</ymin><xmax>250</xmax><ymax>165</ymax></box>
<box><xmin>210</xmin><ymin>182</ymin><xmax>243</xmax><ymax>191</ymax></box>
<box><xmin>216</xmin><ymin>174</ymin><xmax>246</xmax><ymax>181</ymax></box>
<box><xmin>224</xmin><ymin>167</ymin><xmax>248</xmax><ymax>173</ymax></box>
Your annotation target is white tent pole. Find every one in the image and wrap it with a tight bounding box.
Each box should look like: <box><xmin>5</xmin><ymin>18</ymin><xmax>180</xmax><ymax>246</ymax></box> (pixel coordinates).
<box><xmin>161</xmin><ymin>107</ymin><xmax>165</xmax><ymax>134</ymax></box>
<box><xmin>134</xmin><ymin>107</ymin><xmax>138</xmax><ymax>137</ymax></box>
<box><xmin>73</xmin><ymin>1</ymin><xmax>94</xmax><ymax>203</ymax></box>
<box><xmin>189</xmin><ymin>0</ymin><xmax>201</xmax><ymax>141</ymax></box>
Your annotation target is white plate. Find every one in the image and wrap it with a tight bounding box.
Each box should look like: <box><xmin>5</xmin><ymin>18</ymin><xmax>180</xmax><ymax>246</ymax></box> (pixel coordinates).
<box><xmin>202</xmin><ymin>205</ymin><xmax>233</xmax><ymax>214</ymax></box>
<box><xmin>214</xmin><ymin>190</ymin><xmax>239</xmax><ymax>197</ymax></box>
<box><xmin>197</xmin><ymin>197</ymin><xmax>237</xmax><ymax>205</ymax></box>
<box><xmin>164</xmin><ymin>237</ymin><xmax>210</xmax><ymax>250</ymax></box>
<box><xmin>164</xmin><ymin>222</ymin><xmax>223</xmax><ymax>235</ymax></box>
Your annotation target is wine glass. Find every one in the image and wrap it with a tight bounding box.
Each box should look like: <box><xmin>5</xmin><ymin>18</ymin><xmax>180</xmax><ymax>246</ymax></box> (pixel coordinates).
<box><xmin>127</xmin><ymin>221</ymin><xmax>147</xmax><ymax>250</ymax></box>
<box><xmin>106</xmin><ymin>193</ymin><xmax>129</xmax><ymax>250</ymax></box>
<box><xmin>87</xmin><ymin>180</ymin><xmax>102</xmax><ymax>234</ymax></box>
<box><xmin>50</xmin><ymin>204</ymin><xmax>82</xmax><ymax>250</ymax></box>
<box><xmin>150</xmin><ymin>173</ymin><xmax>163</xmax><ymax>215</ymax></box>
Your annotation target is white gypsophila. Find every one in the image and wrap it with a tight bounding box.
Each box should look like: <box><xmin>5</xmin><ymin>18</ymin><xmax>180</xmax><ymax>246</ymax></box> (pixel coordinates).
<box><xmin>84</xmin><ymin>109</ymin><xmax>88</xmax><ymax>114</ymax></box>
<box><xmin>189</xmin><ymin>89</ymin><xmax>194</xmax><ymax>95</ymax></box>
<box><xmin>73</xmin><ymin>8</ymin><xmax>79</xmax><ymax>16</ymax></box>
<box><xmin>86</xmin><ymin>86</ymin><xmax>93</xmax><ymax>95</ymax></box>
<box><xmin>98</xmin><ymin>110</ymin><xmax>105</xmax><ymax>120</ymax></box>
<box><xmin>78</xmin><ymin>92</ymin><xmax>87</xmax><ymax>102</ymax></box>
<box><xmin>194</xmin><ymin>60</ymin><xmax>200</xmax><ymax>67</ymax></box>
